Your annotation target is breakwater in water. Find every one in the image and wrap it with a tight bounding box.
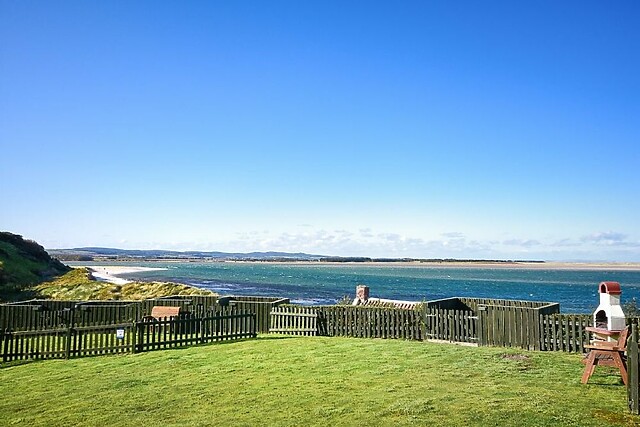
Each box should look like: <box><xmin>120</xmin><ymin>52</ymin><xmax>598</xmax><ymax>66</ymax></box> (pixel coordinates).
<box><xmin>70</xmin><ymin>262</ymin><xmax>640</xmax><ymax>313</ymax></box>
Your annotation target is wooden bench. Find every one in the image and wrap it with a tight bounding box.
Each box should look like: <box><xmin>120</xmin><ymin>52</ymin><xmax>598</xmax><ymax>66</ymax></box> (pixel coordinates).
<box><xmin>142</xmin><ymin>305</ymin><xmax>181</xmax><ymax>322</ymax></box>
<box><xmin>581</xmin><ymin>326</ymin><xmax>629</xmax><ymax>385</ymax></box>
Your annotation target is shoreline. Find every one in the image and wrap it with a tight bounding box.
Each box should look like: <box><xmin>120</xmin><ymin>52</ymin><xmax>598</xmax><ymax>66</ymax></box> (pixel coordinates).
<box><xmin>71</xmin><ymin>260</ymin><xmax>640</xmax><ymax>272</ymax></box>
<box><xmin>74</xmin><ymin>266</ymin><xmax>168</xmax><ymax>285</ymax></box>
<box><xmin>225</xmin><ymin>260</ymin><xmax>640</xmax><ymax>271</ymax></box>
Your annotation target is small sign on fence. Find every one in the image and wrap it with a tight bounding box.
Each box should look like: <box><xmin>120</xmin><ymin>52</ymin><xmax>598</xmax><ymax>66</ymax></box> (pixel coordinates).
<box><xmin>116</xmin><ymin>329</ymin><xmax>125</xmax><ymax>340</ymax></box>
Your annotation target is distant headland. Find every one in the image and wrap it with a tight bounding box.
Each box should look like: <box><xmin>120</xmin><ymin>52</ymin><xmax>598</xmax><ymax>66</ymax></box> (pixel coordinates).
<box><xmin>48</xmin><ymin>246</ymin><xmax>544</xmax><ymax>264</ymax></box>
<box><xmin>49</xmin><ymin>247</ymin><xmax>640</xmax><ymax>271</ymax></box>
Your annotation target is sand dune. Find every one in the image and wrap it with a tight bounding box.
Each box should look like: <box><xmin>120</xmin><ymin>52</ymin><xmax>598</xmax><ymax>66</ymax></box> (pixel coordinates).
<box><xmin>79</xmin><ymin>266</ymin><xmax>167</xmax><ymax>285</ymax></box>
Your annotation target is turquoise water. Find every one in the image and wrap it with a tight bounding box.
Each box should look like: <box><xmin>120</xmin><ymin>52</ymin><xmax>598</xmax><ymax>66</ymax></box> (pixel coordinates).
<box><xmin>74</xmin><ymin>262</ymin><xmax>640</xmax><ymax>314</ymax></box>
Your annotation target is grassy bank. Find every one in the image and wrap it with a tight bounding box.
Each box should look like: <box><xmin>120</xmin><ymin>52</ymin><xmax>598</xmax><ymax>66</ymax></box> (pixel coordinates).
<box><xmin>0</xmin><ymin>232</ymin><xmax>70</xmax><ymax>302</ymax></box>
<box><xmin>0</xmin><ymin>336</ymin><xmax>636</xmax><ymax>427</ymax></box>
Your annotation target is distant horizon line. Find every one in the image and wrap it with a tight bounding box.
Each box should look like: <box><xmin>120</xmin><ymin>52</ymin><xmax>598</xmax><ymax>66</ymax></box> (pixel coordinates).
<box><xmin>46</xmin><ymin>246</ymin><xmax>640</xmax><ymax>264</ymax></box>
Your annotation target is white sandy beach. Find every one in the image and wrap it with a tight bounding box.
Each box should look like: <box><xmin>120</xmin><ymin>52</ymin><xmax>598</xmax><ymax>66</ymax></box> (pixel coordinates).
<box><xmin>226</xmin><ymin>260</ymin><xmax>640</xmax><ymax>271</ymax></box>
<box><xmin>77</xmin><ymin>266</ymin><xmax>168</xmax><ymax>285</ymax></box>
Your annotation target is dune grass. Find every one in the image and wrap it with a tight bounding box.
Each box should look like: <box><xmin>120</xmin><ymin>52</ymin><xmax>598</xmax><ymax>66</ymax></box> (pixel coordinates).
<box><xmin>33</xmin><ymin>268</ymin><xmax>216</xmax><ymax>300</ymax></box>
<box><xmin>0</xmin><ymin>336</ymin><xmax>637</xmax><ymax>427</ymax></box>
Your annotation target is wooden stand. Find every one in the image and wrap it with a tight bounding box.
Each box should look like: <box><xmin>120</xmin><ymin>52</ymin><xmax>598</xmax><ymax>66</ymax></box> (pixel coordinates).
<box><xmin>581</xmin><ymin>326</ymin><xmax>629</xmax><ymax>385</ymax></box>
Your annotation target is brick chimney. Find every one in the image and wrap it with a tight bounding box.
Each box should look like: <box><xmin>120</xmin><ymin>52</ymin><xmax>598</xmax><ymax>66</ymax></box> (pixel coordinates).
<box><xmin>356</xmin><ymin>285</ymin><xmax>370</xmax><ymax>303</ymax></box>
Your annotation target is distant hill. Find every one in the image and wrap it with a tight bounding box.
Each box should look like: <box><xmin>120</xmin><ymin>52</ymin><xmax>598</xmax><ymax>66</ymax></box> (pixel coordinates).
<box><xmin>47</xmin><ymin>247</ymin><xmax>545</xmax><ymax>264</ymax></box>
<box><xmin>0</xmin><ymin>232</ymin><xmax>71</xmax><ymax>301</ymax></box>
<box><xmin>48</xmin><ymin>247</ymin><xmax>326</xmax><ymax>261</ymax></box>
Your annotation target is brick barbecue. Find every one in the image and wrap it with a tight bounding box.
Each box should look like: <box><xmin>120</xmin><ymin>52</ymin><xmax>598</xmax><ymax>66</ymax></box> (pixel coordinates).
<box><xmin>594</xmin><ymin>281</ymin><xmax>625</xmax><ymax>330</ymax></box>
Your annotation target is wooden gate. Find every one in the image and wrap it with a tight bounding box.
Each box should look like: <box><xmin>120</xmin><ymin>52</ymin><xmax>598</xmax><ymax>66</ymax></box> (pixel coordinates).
<box><xmin>270</xmin><ymin>305</ymin><xmax>318</xmax><ymax>336</ymax></box>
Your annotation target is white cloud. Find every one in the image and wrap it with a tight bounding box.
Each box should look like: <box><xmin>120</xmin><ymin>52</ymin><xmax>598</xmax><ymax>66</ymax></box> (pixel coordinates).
<box><xmin>581</xmin><ymin>231</ymin><xmax>628</xmax><ymax>244</ymax></box>
<box><xmin>502</xmin><ymin>239</ymin><xmax>541</xmax><ymax>248</ymax></box>
<box><xmin>106</xmin><ymin>227</ymin><xmax>640</xmax><ymax>262</ymax></box>
<box><xmin>552</xmin><ymin>238</ymin><xmax>580</xmax><ymax>247</ymax></box>
<box><xmin>441</xmin><ymin>232</ymin><xmax>465</xmax><ymax>239</ymax></box>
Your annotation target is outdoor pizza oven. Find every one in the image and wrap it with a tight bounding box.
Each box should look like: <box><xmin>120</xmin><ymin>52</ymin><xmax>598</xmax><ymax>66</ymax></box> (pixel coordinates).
<box><xmin>593</xmin><ymin>281</ymin><xmax>625</xmax><ymax>331</ymax></box>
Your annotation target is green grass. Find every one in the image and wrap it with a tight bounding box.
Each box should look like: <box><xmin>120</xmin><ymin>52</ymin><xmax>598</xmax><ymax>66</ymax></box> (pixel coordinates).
<box><xmin>1</xmin><ymin>337</ymin><xmax>637</xmax><ymax>426</ymax></box>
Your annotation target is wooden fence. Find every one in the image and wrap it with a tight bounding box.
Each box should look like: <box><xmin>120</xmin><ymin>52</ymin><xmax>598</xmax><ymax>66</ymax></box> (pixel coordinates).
<box><xmin>539</xmin><ymin>314</ymin><xmax>591</xmax><ymax>353</ymax></box>
<box><xmin>232</xmin><ymin>297</ymin><xmax>290</xmax><ymax>333</ymax></box>
<box><xmin>5</xmin><ymin>295</ymin><xmax>633</xmax><ymax>356</ymax></box>
<box><xmin>1</xmin><ymin>309</ymin><xmax>256</xmax><ymax>363</ymax></box>
<box><xmin>267</xmin><ymin>299</ymin><xmax>596</xmax><ymax>352</ymax></box>
<box><xmin>423</xmin><ymin>297</ymin><xmax>561</xmax><ymax>350</ymax></box>
<box><xmin>270</xmin><ymin>305</ymin><xmax>318</xmax><ymax>336</ymax></box>
<box><xmin>0</xmin><ymin>295</ymin><xmax>288</xmax><ymax>333</ymax></box>
<box><xmin>147</xmin><ymin>295</ymin><xmax>289</xmax><ymax>333</ymax></box>
<box><xmin>319</xmin><ymin>305</ymin><xmax>424</xmax><ymax>340</ymax></box>
<box><xmin>478</xmin><ymin>305</ymin><xmax>548</xmax><ymax>351</ymax></box>
<box><xmin>269</xmin><ymin>305</ymin><xmax>424</xmax><ymax>340</ymax></box>
<box><xmin>424</xmin><ymin>307</ymin><xmax>477</xmax><ymax>343</ymax></box>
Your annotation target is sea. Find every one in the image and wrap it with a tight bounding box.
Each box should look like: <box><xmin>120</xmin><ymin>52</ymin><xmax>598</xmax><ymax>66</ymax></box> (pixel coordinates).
<box><xmin>71</xmin><ymin>261</ymin><xmax>640</xmax><ymax>314</ymax></box>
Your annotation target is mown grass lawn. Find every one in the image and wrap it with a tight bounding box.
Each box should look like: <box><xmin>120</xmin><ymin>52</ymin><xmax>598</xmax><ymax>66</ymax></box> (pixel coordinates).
<box><xmin>1</xmin><ymin>336</ymin><xmax>638</xmax><ymax>427</ymax></box>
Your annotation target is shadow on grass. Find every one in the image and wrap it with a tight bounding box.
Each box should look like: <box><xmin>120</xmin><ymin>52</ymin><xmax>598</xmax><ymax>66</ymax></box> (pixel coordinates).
<box><xmin>0</xmin><ymin>358</ymin><xmax>48</xmax><ymax>369</ymax></box>
<box><xmin>584</xmin><ymin>381</ymin><xmax>626</xmax><ymax>387</ymax></box>
<box><xmin>256</xmin><ymin>334</ymin><xmax>299</xmax><ymax>340</ymax></box>
<box><xmin>0</xmin><ymin>334</ymin><xmax>311</xmax><ymax>367</ymax></box>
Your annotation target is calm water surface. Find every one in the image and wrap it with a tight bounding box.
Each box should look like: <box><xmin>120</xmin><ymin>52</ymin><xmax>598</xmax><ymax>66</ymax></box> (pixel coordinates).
<box><xmin>73</xmin><ymin>262</ymin><xmax>640</xmax><ymax>314</ymax></box>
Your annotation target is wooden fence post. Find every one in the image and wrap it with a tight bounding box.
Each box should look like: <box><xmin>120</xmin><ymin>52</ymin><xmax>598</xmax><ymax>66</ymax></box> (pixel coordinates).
<box><xmin>477</xmin><ymin>306</ymin><xmax>486</xmax><ymax>346</ymax></box>
<box><xmin>136</xmin><ymin>321</ymin><xmax>144</xmax><ymax>353</ymax></box>
<box><xmin>628</xmin><ymin>324</ymin><xmax>639</xmax><ymax>414</ymax></box>
<box><xmin>65</xmin><ymin>326</ymin><xmax>72</xmax><ymax>359</ymax></box>
<box><xmin>199</xmin><ymin>316</ymin><xmax>205</xmax><ymax>344</ymax></box>
<box><xmin>131</xmin><ymin>321</ymin><xmax>138</xmax><ymax>354</ymax></box>
<box><xmin>2</xmin><ymin>329</ymin><xmax>10</xmax><ymax>363</ymax></box>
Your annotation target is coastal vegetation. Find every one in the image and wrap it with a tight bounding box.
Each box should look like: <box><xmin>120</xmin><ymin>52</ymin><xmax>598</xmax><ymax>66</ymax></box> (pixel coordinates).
<box><xmin>0</xmin><ymin>232</ymin><xmax>215</xmax><ymax>302</ymax></box>
<box><xmin>34</xmin><ymin>267</ymin><xmax>216</xmax><ymax>300</ymax></box>
<box><xmin>0</xmin><ymin>336</ymin><xmax>635</xmax><ymax>426</ymax></box>
<box><xmin>0</xmin><ymin>232</ymin><xmax>70</xmax><ymax>302</ymax></box>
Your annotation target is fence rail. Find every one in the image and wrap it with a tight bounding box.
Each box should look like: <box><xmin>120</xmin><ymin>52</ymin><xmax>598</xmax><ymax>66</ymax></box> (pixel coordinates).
<box><xmin>1</xmin><ymin>309</ymin><xmax>256</xmax><ymax>363</ymax></box>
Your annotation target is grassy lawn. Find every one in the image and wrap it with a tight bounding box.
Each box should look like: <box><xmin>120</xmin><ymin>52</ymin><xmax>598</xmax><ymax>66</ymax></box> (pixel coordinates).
<box><xmin>1</xmin><ymin>336</ymin><xmax>637</xmax><ymax>427</ymax></box>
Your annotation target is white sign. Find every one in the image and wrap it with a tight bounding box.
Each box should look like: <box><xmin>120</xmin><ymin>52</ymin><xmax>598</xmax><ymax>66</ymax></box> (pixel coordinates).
<box><xmin>116</xmin><ymin>329</ymin><xmax>125</xmax><ymax>340</ymax></box>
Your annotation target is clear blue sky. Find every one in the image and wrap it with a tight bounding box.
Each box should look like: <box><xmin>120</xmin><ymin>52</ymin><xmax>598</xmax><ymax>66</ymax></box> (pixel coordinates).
<box><xmin>1</xmin><ymin>1</ymin><xmax>639</xmax><ymax>261</ymax></box>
